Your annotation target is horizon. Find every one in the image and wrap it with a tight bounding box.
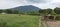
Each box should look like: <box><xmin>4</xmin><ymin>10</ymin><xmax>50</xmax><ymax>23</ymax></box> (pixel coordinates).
<box><xmin>0</xmin><ymin>0</ymin><xmax>60</xmax><ymax>9</ymax></box>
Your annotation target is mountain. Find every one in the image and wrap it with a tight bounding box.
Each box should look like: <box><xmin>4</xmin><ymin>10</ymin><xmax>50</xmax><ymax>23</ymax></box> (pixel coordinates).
<box><xmin>11</xmin><ymin>5</ymin><xmax>41</xmax><ymax>13</ymax></box>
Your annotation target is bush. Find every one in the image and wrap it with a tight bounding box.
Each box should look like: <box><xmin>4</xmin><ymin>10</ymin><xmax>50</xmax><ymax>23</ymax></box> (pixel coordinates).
<box><xmin>28</xmin><ymin>14</ymin><xmax>40</xmax><ymax>16</ymax></box>
<box><xmin>55</xmin><ymin>16</ymin><xmax>60</xmax><ymax>20</ymax></box>
<box><xmin>0</xmin><ymin>22</ymin><xmax>7</xmax><ymax>27</ymax></box>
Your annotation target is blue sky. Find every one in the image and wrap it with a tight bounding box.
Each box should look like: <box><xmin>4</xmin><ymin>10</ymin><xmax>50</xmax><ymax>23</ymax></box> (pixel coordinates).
<box><xmin>0</xmin><ymin>0</ymin><xmax>60</xmax><ymax>9</ymax></box>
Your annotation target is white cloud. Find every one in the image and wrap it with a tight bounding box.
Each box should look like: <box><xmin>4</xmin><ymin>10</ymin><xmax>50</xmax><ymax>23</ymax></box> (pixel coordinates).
<box><xmin>0</xmin><ymin>0</ymin><xmax>60</xmax><ymax>9</ymax></box>
<box><xmin>0</xmin><ymin>0</ymin><xmax>26</xmax><ymax>9</ymax></box>
<box><xmin>32</xmin><ymin>0</ymin><xmax>60</xmax><ymax>9</ymax></box>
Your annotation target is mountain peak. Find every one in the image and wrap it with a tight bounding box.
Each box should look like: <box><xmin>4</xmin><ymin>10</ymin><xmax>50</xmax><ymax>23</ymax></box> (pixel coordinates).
<box><xmin>11</xmin><ymin>5</ymin><xmax>41</xmax><ymax>13</ymax></box>
<box><xmin>25</xmin><ymin>5</ymin><xmax>34</xmax><ymax>6</ymax></box>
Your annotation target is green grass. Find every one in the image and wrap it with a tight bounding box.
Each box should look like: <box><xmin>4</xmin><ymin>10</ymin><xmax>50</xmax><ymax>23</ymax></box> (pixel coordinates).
<box><xmin>0</xmin><ymin>14</ymin><xmax>39</xmax><ymax>27</ymax></box>
<box><xmin>41</xmin><ymin>22</ymin><xmax>44</xmax><ymax>27</ymax></box>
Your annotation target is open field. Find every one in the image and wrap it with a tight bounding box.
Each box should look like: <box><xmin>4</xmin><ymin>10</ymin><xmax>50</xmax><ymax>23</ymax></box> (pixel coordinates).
<box><xmin>0</xmin><ymin>14</ymin><xmax>39</xmax><ymax>27</ymax></box>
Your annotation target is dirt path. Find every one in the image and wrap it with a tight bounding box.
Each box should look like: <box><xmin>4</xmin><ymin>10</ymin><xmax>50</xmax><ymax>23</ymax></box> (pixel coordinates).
<box><xmin>46</xmin><ymin>21</ymin><xmax>60</xmax><ymax>27</ymax></box>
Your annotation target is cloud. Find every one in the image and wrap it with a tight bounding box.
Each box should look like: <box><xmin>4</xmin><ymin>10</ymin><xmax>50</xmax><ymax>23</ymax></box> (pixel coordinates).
<box><xmin>26</xmin><ymin>0</ymin><xmax>51</xmax><ymax>3</ymax></box>
<box><xmin>31</xmin><ymin>0</ymin><xmax>60</xmax><ymax>9</ymax></box>
<box><xmin>0</xmin><ymin>0</ymin><xmax>60</xmax><ymax>9</ymax></box>
<box><xmin>0</xmin><ymin>0</ymin><xmax>27</xmax><ymax>9</ymax></box>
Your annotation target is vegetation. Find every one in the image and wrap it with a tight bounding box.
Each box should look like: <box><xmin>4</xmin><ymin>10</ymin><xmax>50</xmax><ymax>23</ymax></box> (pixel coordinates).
<box><xmin>39</xmin><ymin>8</ymin><xmax>52</xmax><ymax>15</ymax></box>
<box><xmin>0</xmin><ymin>14</ymin><xmax>39</xmax><ymax>27</ymax></box>
<box><xmin>0</xmin><ymin>7</ymin><xmax>60</xmax><ymax>15</ymax></box>
<box><xmin>54</xmin><ymin>7</ymin><xmax>60</xmax><ymax>14</ymax></box>
<box><xmin>0</xmin><ymin>7</ymin><xmax>60</xmax><ymax>27</ymax></box>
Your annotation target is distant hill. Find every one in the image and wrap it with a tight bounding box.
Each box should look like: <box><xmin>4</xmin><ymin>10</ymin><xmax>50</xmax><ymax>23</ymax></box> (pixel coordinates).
<box><xmin>11</xmin><ymin>5</ymin><xmax>41</xmax><ymax>13</ymax></box>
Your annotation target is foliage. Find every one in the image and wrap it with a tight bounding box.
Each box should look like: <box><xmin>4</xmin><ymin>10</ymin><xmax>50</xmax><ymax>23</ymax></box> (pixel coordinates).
<box><xmin>39</xmin><ymin>8</ymin><xmax>52</xmax><ymax>15</ymax></box>
<box><xmin>4</xmin><ymin>9</ymin><xmax>19</xmax><ymax>14</ymax></box>
<box><xmin>5</xmin><ymin>9</ymin><xmax>13</xmax><ymax>14</ymax></box>
<box><xmin>12</xmin><ymin>10</ymin><xmax>19</xmax><ymax>14</ymax></box>
<box><xmin>51</xmin><ymin>10</ymin><xmax>56</xmax><ymax>15</ymax></box>
<box><xmin>54</xmin><ymin>7</ymin><xmax>60</xmax><ymax>14</ymax></box>
<box><xmin>0</xmin><ymin>10</ymin><xmax>3</xmax><ymax>13</ymax></box>
<box><xmin>55</xmin><ymin>16</ymin><xmax>60</xmax><ymax>20</ymax></box>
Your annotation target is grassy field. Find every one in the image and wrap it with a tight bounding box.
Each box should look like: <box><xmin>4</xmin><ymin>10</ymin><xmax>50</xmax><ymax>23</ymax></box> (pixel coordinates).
<box><xmin>0</xmin><ymin>14</ymin><xmax>39</xmax><ymax>27</ymax></box>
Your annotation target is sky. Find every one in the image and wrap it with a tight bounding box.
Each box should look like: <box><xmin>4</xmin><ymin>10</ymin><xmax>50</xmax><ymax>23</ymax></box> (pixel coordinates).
<box><xmin>0</xmin><ymin>0</ymin><xmax>60</xmax><ymax>9</ymax></box>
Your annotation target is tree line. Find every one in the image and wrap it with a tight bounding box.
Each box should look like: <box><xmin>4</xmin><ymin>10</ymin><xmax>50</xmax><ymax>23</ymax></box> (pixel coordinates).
<box><xmin>0</xmin><ymin>9</ymin><xmax>19</xmax><ymax>14</ymax></box>
<box><xmin>0</xmin><ymin>7</ymin><xmax>60</xmax><ymax>15</ymax></box>
<box><xmin>39</xmin><ymin>7</ymin><xmax>60</xmax><ymax>15</ymax></box>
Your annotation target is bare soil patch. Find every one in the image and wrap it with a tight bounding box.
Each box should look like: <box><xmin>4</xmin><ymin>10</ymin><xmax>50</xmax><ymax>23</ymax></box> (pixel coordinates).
<box><xmin>46</xmin><ymin>21</ymin><xmax>60</xmax><ymax>27</ymax></box>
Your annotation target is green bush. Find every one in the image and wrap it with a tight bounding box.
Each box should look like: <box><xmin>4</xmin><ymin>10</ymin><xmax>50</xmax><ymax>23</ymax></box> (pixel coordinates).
<box><xmin>55</xmin><ymin>16</ymin><xmax>60</xmax><ymax>20</ymax></box>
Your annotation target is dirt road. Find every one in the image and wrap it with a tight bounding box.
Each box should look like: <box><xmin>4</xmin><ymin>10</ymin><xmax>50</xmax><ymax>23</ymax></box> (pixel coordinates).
<box><xmin>46</xmin><ymin>21</ymin><xmax>60</xmax><ymax>27</ymax></box>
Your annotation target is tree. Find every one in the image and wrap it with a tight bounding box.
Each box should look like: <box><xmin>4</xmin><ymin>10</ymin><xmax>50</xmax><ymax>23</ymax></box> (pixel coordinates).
<box><xmin>0</xmin><ymin>10</ymin><xmax>3</xmax><ymax>13</ymax></box>
<box><xmin>13</xmin><ymin>10</ymin><xmax>19</xmax><ymax>14</ymax></box>
<box><xmin>54</xmin><ymin>7</ymin><xmax>60</xmax><ymax>14</ymax></box>
<box><xmin>5</xmin><ymin>9</ymin><xmax>13</xmax><ymax>14</ymax></box>
<box><xmin>39</xmin><ymin>8</ymin><xmax>52</xmax><ymax>15</ymax></box>
<box><xmin>46</xmin><ymin>8</ymin><xmax>52</xmax><ymax>14</ymax></box>
<box><xmin>5</xmin><ymin>9</ymin><xmax>20</xmax><ymax>14</ymax></box>
<box><xmin>51</xmin><ymin>10</ymin><xmax>56</xmax><ymax>15</ymax></box>
<box><xmin>39</xmin><ymin>9</ymin><xmax>43</xmax><ymax>14</ymax></box>
<box><xmin>26</xmin><ymin>11</ymin><xmax>36</xmax><ymax>14</ymax></box>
